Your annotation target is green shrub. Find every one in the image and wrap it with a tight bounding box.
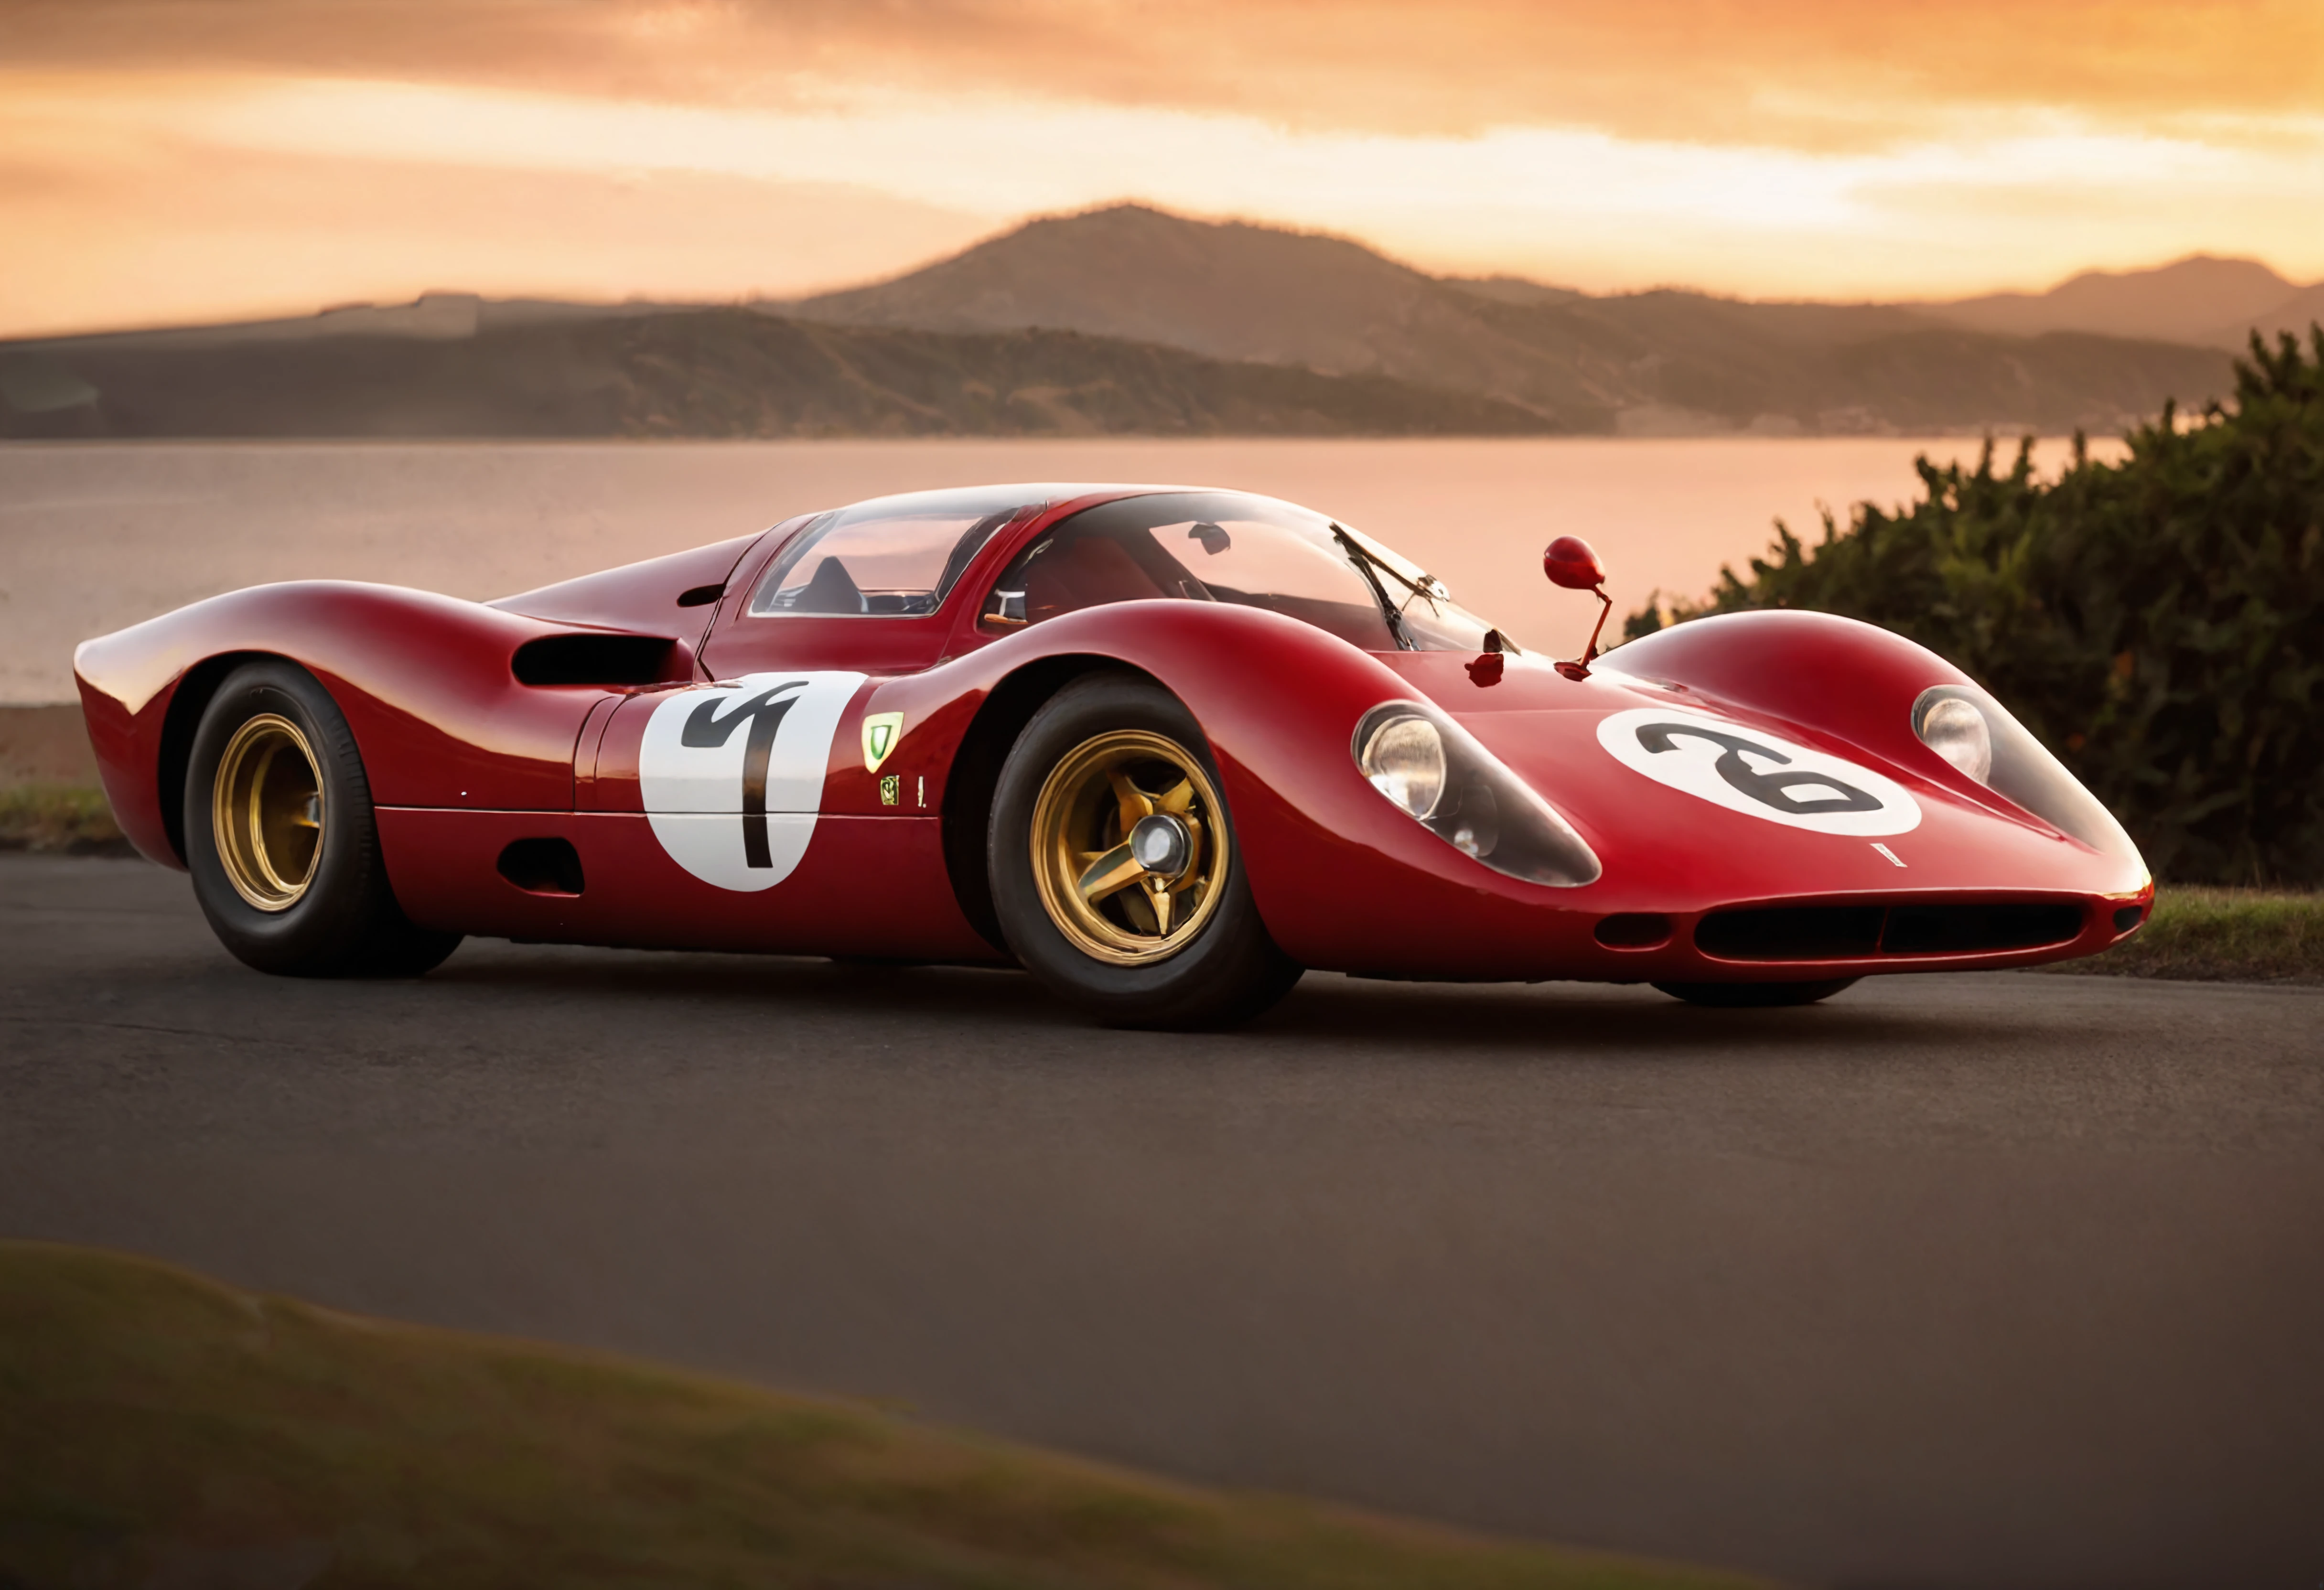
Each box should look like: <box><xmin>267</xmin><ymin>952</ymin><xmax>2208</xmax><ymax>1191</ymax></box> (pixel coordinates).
<box><xmin>0</xmin><ymin>784</ymin><xmax>129</xmax><ymax>855</ymax></box>
<box><xmin>1627</xmin><ymin>329</ymin><xmax>2324</xmax><ymax>885</ymax></box>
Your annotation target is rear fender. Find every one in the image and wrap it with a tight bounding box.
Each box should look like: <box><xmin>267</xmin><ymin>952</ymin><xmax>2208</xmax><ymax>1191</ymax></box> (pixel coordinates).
<box><xmin>74</xmin><ymin>581</ymin><xmax>667</xmax><ymax>865</ymax></box>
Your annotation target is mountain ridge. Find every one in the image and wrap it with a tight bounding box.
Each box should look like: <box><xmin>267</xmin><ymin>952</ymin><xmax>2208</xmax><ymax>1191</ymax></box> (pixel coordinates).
<box><xmin>1921</xmin><ymin>254</ymin><xmax>2313</xmax><ymax>347</ymax></box>
<box><xmin>0</xmin><ymin>308</ymin><xmax>1556</xmax><ymax>440</ymax></box>
<box><xmin>782</xmin><ymin>205</ymin><xmax>2249</xmax><ymax>435</ymax></box>
<box><xmin>6</xmin><ymin>206</ymin><xmax>2307</xmax><ymax>440</ymax></box>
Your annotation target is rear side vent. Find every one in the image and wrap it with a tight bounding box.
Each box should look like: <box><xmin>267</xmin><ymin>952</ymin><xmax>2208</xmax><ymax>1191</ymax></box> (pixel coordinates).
<box><xmin>1696</xmin><ymin>901</ymin><xmax>2084</xmax><ymax>962</ymax></box>
<box><xmin>497</xmin><ymin>837</ymin><xmax>584</xmax><ymax>896</ymax></box>
<box><xmin>512</xmin><ymin>633</ymin><xmax>677</xmax><ymax>686</ymax></box>
<box><xmin>677</xmin><ymin>582</ymin><xmax>725</xmax><ymax>608</ymax></box>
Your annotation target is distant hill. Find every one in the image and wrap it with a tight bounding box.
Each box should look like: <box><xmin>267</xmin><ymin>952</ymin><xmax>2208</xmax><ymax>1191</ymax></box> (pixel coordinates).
<box><xmin>0</xmin><ymin>307</ymin><xmax>1551</xmax><ymax>440</ymax></box>
<box><xmin>1926</xmin><ymin>256</ymin><xmax>2313</xmax><ymax>348</ymax></box>
<box><xmin>2250</xmin><ymin>283</ymin><xmax>2324</xmax><ymax>345</ymax></box>
<box><xmin>791</xmin><ymin>205</ymin><xmax>1572</xmax><ymax>402</ymax></box>
<box><xmin>785</xmin><ymin>205</ymin><xmax>2238</xmax><ymax>436</ymax></box>
<box><xmin>7</xmin><ymin>206</ymin><xmax>2305</xmax><ymax>440</ymax></box>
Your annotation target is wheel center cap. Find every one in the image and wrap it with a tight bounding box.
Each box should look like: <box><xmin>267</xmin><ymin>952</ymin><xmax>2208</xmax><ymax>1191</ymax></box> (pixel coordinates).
<box><xmin>1129</xmin><ymin>813</ymin><xmax>1192</xmax><ymax>880</ymax></box>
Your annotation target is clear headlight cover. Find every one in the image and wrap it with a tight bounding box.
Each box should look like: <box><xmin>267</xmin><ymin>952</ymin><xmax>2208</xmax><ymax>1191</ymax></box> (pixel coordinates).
<box><xmin>1359</xmin><ymin>714</ymin><xmax>1446</xmax><ymax>817</ymax></box>
<box><xmin>1912</xmin><ymin>684</ymin><xmax>2141</xmax><ymax>862</ymax></box>
<box><xmin>1353</xmin><ymin>700</ymin><xmax>1601</xmax><ymax>886</ymax></box>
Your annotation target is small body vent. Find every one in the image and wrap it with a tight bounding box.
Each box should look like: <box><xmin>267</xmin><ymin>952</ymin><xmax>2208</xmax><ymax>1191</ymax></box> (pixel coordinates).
<box><xmin>497</xmin><ymin>837</ymin><xmax>584</xmax><ymax>896</ymax></box>
<box><xmin>511</xmin><ymin>633</ymin><xmax>677</xmax><ymax>686</ymax></box>
<box><xmin>1697</xmin><ymin>901</ymin><xmax>2083</xmax><ymax>962</ymax></box>
<box><xmin>1595</xmin><ymin>913</ymin><xmax>1674</xmax><ymax>949</ymax></box>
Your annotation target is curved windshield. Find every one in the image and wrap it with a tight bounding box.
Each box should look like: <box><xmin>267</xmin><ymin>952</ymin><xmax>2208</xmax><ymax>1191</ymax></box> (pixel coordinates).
<box><xmin>750</xmin><ymin>486</ymin><xmax>1038</xmax><ymax>617</ymax></box>
<box><xmin>982</xmin><ymin>491</ymin><xmax>1496</xmax><ymax>651</ymax></box>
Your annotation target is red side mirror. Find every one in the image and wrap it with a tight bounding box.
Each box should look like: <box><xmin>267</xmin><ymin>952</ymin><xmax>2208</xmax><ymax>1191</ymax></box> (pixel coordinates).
<box><xmin>1543</xmin><ymin>536</ymin><xmax>1605</xmax><ymax>591</ymax></box>
<box><xmin>1543</xmin><ymin>536</ymin><xmax>1614</xmax><ymax>678</ymax></box>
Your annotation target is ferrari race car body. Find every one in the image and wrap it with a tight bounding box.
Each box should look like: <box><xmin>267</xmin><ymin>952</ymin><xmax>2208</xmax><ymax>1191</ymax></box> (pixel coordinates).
<box><xmin>75</xmin><ymin>483</ymin><xmax>2152</xmax><ymax>1024</ymax></box>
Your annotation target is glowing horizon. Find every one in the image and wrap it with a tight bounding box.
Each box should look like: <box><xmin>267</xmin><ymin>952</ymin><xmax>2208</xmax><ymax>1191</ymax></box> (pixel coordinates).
<box><xmin>5</xmin><ymin>1</ymin><xmax>2320</xmax><ymax>339</ymax></box>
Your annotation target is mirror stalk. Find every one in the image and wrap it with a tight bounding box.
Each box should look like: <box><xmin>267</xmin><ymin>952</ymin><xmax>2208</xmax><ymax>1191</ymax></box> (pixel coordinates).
<box><xmin>1542</xmin><ymin>536</ymin><xmax>1612</xmax><ymax>680</ymax></box>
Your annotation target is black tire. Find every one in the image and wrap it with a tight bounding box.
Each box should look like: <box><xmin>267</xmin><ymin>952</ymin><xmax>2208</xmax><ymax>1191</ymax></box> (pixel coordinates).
<box><xmin>184</xmin><ymin>660</ymin><xmax>461</xmax><ymax>978</ymax></box>
<box><xmin>1653</xmin><ymin>977</ymin><xmax>1859</xmax><ymax>1008</ymax></box>
<box><xmin>989</xmin><ymin>671</ymin><xmax>1301</xmax><ymax>1028</ymax></box>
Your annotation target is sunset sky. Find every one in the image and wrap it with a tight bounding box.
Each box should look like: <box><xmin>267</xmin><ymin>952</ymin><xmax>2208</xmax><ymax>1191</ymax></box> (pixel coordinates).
<box><xmin>6</xmin><ymin>0</ymin><xmax>2321</xmax><ymax>338</ymax></box>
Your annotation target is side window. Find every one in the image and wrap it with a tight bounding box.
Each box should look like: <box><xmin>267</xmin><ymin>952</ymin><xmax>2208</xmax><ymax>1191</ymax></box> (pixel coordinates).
<box><xmin>985</xmin><ymin>492</ymin><xmax>1397</xmax><ymax>650</ymax></box>
<box><xmin>749</xmin><ymin>489</ymin><xmax>1033</xmax><ymax>617</ymax></box>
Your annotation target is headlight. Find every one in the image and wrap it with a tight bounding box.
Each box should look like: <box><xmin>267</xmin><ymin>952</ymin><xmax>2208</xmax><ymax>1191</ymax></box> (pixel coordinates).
<box><xmin>1352</xmin><ymin>701</ymin><xmax>1601</xmax><ymax>886</ymax></box>
<box><xmin>1917</xmin><ymin>695</ymin><xmax>1993</xmax><ymax>784</ymax></box>
<box><xmin>1913</xmin><ymin>684</ymin><xmax>2141</xmax><ymax>863</ymax></box>
<box><xmin>1358</xmin><ymin>713</ymin><xmax>1446</xmax><ymax>817</ymax></box>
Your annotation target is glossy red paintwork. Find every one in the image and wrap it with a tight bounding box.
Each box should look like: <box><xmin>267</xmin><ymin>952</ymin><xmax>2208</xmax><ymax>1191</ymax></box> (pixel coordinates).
<box><xmin>490</xmin><ymin>531</ymin><xmax>766</xmax><ymax>633</ymax></box>
<box><xmin>73</xmin><ymin>484</ymin><xmax>2152</xmax><ymax>987</ymax></box>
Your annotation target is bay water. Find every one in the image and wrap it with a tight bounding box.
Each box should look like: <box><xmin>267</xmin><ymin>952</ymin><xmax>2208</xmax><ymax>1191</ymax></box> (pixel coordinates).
<box><xmin>0</xmin><ymin>436</ymin><xmax>2113</xmax><ymax>704</ymax></box>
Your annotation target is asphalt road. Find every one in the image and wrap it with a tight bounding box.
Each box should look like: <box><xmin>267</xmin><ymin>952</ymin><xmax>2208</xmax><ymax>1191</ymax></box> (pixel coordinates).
<box><xmin>4</xmin><ymin>852</ymin><xmax>2320</xmax><ymax>1589</ymax></box>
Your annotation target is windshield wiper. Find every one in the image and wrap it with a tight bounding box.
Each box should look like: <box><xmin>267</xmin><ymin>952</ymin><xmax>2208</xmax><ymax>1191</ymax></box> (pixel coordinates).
<box><xmin>1330</xmin><ymin>523</ymin><xmax>1417</xmax><ymax>649</ymax></box>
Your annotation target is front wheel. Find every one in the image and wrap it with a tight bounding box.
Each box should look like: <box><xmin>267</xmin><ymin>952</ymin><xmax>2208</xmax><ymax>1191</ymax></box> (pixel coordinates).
<box><xmin>989</xmin><ymin>672</ymin><xmax>1301</xmax><ymax>1029</ymax></box>
<box><xmin>1653</xmin><ymin>978</ymin><xmax>1859</xmax><ymax>1008</ymax></box>
<box><xmin>185</xmin><ymin>660</ymin><xmax>461</xmax><ymax>978</ymax></box>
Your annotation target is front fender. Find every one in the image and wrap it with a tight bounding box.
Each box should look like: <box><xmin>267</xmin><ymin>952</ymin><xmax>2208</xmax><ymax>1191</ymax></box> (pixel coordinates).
<box><xmin>1596</xmin><ymin>610</ymin><xmax>1977</xmax><ymax>774</ymax></box>
<box><xmin>859</xmin><ymin>602</ymin><xmax>1615</xmax><ymax>976</ymax></box>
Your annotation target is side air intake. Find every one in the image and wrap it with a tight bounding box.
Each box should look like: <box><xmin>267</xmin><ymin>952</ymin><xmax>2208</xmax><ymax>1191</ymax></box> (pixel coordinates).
<box><xmin>511</xmin><ymin>633</ymin><xmax>679</xmax><ymax>687</ymax></box>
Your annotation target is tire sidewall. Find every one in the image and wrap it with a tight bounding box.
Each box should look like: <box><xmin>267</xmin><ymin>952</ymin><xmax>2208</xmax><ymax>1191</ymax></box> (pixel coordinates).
<box><xmin>990</xmin><ymin>673</ymin><xmax>1294</xmax><ymax>1025</ymax></box>
<box><xmin>185</xmin><ymin>661</ymin><xmax>396</xmax><ymax>973</ymax></box>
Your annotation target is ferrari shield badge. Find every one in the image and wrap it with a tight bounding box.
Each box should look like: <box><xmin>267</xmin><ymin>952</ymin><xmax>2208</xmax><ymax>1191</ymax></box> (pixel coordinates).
<box><xmin>638</xmin><ymin>672</ymin><xmax>867</xmax><ymax>890</ymax></box>
<box><xmin>861</xmin><ymin>711</ymin><xmax>904</xmax><ymax>774</ymax></box>
<box><xmin>1595</xmin><ymin>706</ymin><xmax>1920</xmax><ymax>836</ymax></box>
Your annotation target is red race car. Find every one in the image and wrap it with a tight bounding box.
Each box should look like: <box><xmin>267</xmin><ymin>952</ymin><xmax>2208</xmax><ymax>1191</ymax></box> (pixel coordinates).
<box><xmin>75</xmin><ymin>484</ymin><xmax>2151</xmax><ymax>1026</ymax></box>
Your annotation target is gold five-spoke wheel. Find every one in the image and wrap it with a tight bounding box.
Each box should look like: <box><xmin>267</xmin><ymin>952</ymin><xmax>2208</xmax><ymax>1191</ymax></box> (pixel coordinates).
<box><xmin>1029</xmin><ymin>730</ymin><xmax>1231</xmax><ymax>966</ymax></box>
<box><xmin>211</xmin><ymin>713</ymin><xmax>324</xmax><ymax>912</ymax></box>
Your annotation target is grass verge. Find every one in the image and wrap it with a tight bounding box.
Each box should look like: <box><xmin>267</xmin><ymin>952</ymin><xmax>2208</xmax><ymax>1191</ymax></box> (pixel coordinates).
<box><xmin>0</xmin><ymin>1242</ymin><xmax>1769</xmax><ymax>1590</ymax></box>
<box><xmin>0</xmin><ymin>784</ymin><xmax>130</xmax><ymax>856</ymax></box>
<box><xmin>2045</xmin><ymin>886</ymin><xmax>2324</xmax><ymax>984</ymax></box>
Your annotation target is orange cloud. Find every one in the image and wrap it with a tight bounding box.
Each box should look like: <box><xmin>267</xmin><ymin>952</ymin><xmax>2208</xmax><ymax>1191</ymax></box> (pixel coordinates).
<box><xmin>4</xmin><ymin>3</ymin><xmax>2319</xmax><ymax>336</ymax></box>
<box><xmin>10</xmin><ymin>0</ymin><xmax>2320</xmax><ymax>150</ymax></box>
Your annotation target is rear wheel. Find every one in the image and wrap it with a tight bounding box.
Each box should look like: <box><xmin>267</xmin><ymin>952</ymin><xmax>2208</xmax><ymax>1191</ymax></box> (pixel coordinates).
<box><xmin>1653</xmin><ymin>978</ymin><xmax>1858</xmax><ymax>1008</ymax></box>
<box><xmin>990</xmin><ymin>673</ymin><xmax>1301</xmax><ymax>1028</ymax></box>
<box><xmin>185</xmin><ymin>660</ymin><xmax>461</xmax><ymax>978</ymax></box>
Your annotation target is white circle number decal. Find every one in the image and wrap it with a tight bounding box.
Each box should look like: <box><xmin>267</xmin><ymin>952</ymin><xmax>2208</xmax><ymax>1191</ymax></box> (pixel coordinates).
<box><xmin>1594</xmin><ymin>706</ymin><xmax>1920</xmax><ymax>836</ymax></box>
<box><xmin>639</xmin><ymin>671</ymin><xmax>867</xmax><ymax>890</ymax></box>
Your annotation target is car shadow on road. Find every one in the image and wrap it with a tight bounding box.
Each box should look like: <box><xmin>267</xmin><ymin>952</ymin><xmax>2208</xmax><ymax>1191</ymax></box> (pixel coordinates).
<box><xmin>1256</xmin><ymin>975</ymin><xmax>2040</xmax><ymax>1059</ymax></box>
<box><xmin>424</xmin><ymin>943</ymin><xmax>2039</xmax><ymax>1062</ymax></box>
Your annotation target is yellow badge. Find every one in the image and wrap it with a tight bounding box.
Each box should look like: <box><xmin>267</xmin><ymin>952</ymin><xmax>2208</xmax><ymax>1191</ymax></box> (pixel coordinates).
<box><xmin>879</xmin><ymin>774</ymin><xmax>901</xmax><ymax>806</ymax></box>
<box><xmin>861</xmin><ymin>711</ymin><xmax>904</xmax><ymax>773</ymax></box>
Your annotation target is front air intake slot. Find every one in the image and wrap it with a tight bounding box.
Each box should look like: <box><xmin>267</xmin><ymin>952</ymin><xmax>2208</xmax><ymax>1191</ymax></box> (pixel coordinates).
<box><xmin>1696</xmin><ymin>901</ymin><xmax>2085</xmax><ymax>962</ymax></box>
<box><xmin>1883</xmin><ymin>902</ymin><xmax>2086</xmax><ymax>955</ymax></box>
<box><xmin>1697</xmin><ymin>906</ymin><xmax>1884</xmax><ymax>961</ymax></box>
<box><xmin>512</xmin><ymin>633</ymin><xmax>678</xmax><ymax>686</ymax></box>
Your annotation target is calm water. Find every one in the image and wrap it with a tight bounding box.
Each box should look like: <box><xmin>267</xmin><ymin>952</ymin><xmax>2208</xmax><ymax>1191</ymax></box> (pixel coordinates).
<box><xmin>0</xmin><ymin>437</ymin><xmax>2115</xmax><ymax>703</ymax></box>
